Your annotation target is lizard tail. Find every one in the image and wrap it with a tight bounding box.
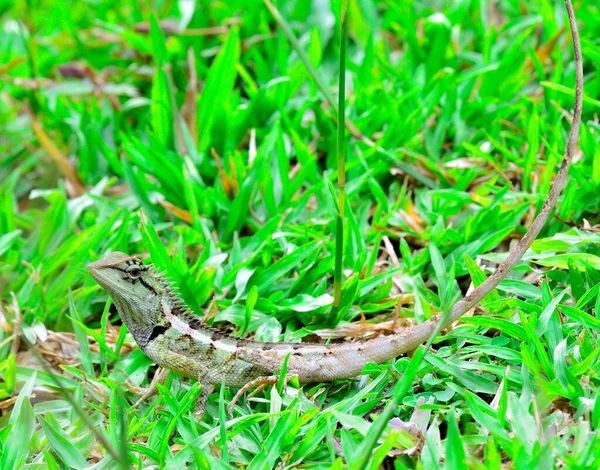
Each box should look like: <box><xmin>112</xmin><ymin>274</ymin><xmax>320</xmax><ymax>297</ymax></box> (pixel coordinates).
<box><xmin>236</xmin><ymin>0</ymin><xmax>583</xmax><ymax>383</ymax></box>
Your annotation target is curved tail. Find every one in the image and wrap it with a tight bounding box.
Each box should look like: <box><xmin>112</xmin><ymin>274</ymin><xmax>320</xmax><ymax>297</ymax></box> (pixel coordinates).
<box><xmin>238</xmin><ymin>0</ymin><xmax>583</xmax><ymax>383</ymax></box>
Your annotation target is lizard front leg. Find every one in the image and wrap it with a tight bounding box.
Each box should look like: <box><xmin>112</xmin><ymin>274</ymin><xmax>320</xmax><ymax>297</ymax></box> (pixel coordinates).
<box><xmin>123</xmin><ymin>367</ymin><xmax>169</xmax><ymax>406</ymax></box>
<box><xmin>193</xmin><ymin>383</ymin><xmax>215</xmax><ymax>419</ymax></box>
<box><xmin>191</xmin><ymin>369</ymin><xmax>215</xmax><ymax>419</ymax></box>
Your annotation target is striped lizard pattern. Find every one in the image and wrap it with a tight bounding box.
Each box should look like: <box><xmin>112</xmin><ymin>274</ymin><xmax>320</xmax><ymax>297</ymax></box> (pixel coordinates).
<box><xmin>89</xmin><ymin>252</ymin><xmax>440</xmax><ymax>389</ymax></box>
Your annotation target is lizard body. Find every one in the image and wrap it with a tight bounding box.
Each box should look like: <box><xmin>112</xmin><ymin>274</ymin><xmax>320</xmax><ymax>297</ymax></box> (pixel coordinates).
<box><xmin>89</xmin><ymin>252</ymin><xmax>440</xmax><ymax>387</ymax></box>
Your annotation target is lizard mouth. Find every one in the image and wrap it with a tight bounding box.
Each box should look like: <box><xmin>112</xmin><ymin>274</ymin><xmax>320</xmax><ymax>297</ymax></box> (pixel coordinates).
<box><xmin>87</xmin><ymin>263</ymin><xmax>124</xmax><ymax>293</ymax></box>
<box><xmin>87</xmin><ymin>264</ymin><xmax>111</xmax><ymax>289</ymax></box>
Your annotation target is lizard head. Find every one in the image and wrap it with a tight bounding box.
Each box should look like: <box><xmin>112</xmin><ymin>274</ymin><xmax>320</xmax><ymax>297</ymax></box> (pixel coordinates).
<box><xmin>88</xmin><ymin>252</ymin><xmax>168</xmax><ymax>346</ymax></box>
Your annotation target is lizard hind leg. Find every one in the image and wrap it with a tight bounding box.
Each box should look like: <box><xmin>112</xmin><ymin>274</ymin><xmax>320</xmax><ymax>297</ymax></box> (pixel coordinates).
<box><xmin>227</xmin><ymin>374</ymin><xmax>298</xmax><ymax>416</ymax></box>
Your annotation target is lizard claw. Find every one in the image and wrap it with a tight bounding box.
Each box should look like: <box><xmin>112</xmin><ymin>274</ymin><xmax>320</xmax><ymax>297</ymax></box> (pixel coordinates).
<box><xmin>227</xmin><ymin>375</ymin><xmax>278</xmax><ymax>416</ymax></box>
<box><xmin>227</xmin><ymin>375</ymin><xmax>297</xmax><ymax>416</ymax></box>
<box><xmin>193</xmin><ymin>383</ymin><xmax>215</xmax><ymax>420</ymax></box>
<box><xmin>123</xmin><ymin>367</ymin><xmax>169</xmax><ymax>406</ymax></box>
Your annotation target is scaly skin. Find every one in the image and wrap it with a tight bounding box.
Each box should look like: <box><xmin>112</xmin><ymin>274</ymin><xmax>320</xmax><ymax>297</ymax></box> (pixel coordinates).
<box><xmin>88</xmin><ymin>252</ymin><xmax>441</xmax><ymax>388</ymax></box>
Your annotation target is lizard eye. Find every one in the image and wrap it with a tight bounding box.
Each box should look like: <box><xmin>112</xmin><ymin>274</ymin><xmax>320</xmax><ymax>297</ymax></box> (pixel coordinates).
<box><xmin>127</xmin><ymin>267</ymin><xmax>141</xmax><ymax>279</ymax></box>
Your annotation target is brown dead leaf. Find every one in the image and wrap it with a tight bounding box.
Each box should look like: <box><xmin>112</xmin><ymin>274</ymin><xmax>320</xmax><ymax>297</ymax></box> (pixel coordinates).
<box><xmin>311</xmin><ymin>300</ymin><xmax>415</xmax><ymax>340</ymax></box>
<box><xmin>582</xmin><ymin>219</ymin><xmax>600</xmax><ymax>232</ymax></box>
<box><xmin>158</xmin><ymin>200</ymin><xmax>192</xmax><ymax>223</ymax></box>
<box><xmin>211</xmin><ymin>148</ymin><xmax>234</xmax><ymax>198</ymax></box>
<box><xmin>170</xmin><ymin>444</ymin><xmax>185</xmax><ymax>455</ymax></box>
<box><xmin>228</xmin><ymin>155</ymin><xmax>239</xmax><ymax>196</ymax></box>
<box><xmin>536</xmin><ymin>27</ymin><xmax>565</xmax><ymax>63</ymax></box>
<box><xmin>133</xmin><ymin>20</ymin><xmax>180</xmax><ymax>35</ymax></box>
<box><xmin>57</xmin><ymin>63</ymin><xmax>91</xmax><ymax>79</ymax></box>
<box><xmin>29</xmin><ymin>109</ymin><xmax>85</xmax><ymax>197</ymax></box>
<box><xmin>0</xmin><ymin>397</ymin><xmax>18</xmax><ymax>410</ymax></box>
<box><xmin>444</xmin><ymin>157</ymin><xmax>481</xmax><ymax>169</ymax></box>
<box><xmin>13</xmin><ymin>77</ymin><xmax>52</xmax><ymax>90</ymax></box>
<box><xmin>470</xmin><ymin>193</ymin><xmax>492</xmax><ymax>206</ymax></box>
<box><xmin>183</xmin><ymin>26</ymin><xmax>230</xmax><ymax>37</ymax></box>
<box><xmin>399</xmin><ymin>209</ymin><xmax>424</xmax><ymax>235</ymax></box>
<box><xmin>0</xmin><ymin>56</ymin><xmax>27</xmax><ymax>75</ymax></box>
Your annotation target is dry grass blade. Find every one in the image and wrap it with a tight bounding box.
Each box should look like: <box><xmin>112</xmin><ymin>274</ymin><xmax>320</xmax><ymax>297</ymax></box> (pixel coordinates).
<box><xmin>181</xmin><ymin>47</ymin><xmax>198</xmax><ymax>146</ymax></box>
<box><xmin>29</xmin><ymin>109</ymin><xmax>85</xmax><ymax>197</ymax></box>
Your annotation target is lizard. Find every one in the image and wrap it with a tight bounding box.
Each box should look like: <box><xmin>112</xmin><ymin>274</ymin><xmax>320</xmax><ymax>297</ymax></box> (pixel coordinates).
<box><xmin>88</xmin><ymin>0</ymin><xmax>582</xmax><ymax>417</ymax></box>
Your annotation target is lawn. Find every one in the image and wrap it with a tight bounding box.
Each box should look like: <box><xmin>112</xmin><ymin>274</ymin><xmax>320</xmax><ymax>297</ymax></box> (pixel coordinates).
<box><xmin>1</xmin><ymin>0</ymin><xmax>600</xmax><ymax>468</ymax></box>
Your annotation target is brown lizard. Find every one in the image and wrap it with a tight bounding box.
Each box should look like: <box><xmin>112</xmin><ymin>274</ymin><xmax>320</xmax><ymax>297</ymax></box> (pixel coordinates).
<box><xmin>88</xmin><ymin>0</ymin><xmax>582</xmax><ymax>416</ymax></box>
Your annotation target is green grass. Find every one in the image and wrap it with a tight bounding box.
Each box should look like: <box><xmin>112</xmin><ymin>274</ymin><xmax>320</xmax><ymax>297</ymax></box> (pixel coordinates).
<box><xmin>1</xmin><ymin>0</ymin><xmax>600</xmax><ymax>468</ymax></box>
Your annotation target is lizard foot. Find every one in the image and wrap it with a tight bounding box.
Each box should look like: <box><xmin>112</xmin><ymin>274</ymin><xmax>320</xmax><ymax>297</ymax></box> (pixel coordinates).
<box><xmin>227</xmin><ymin>375</ymin><xmax>297</xmax><ymax>416</ymax></box>
<box><xmin>192</xmin><ymin>383</ymin><xmax>215</xmax><ymax>420</ymax></box>
<box><xmin>122</xmin><ymin>367</ymin><xmax>169</xmax><ymax>407</ymax></box>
